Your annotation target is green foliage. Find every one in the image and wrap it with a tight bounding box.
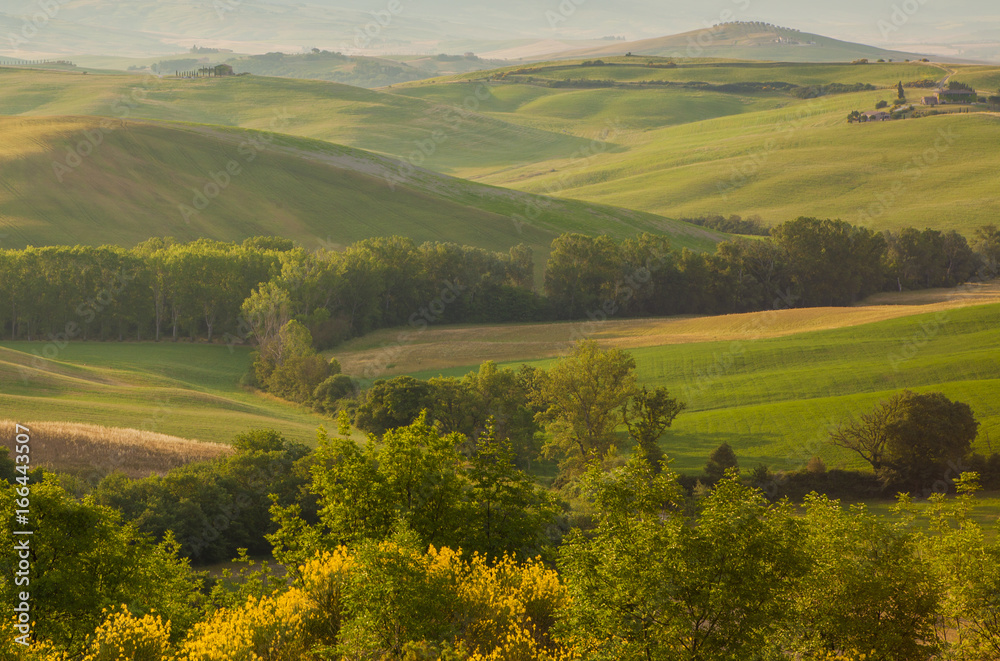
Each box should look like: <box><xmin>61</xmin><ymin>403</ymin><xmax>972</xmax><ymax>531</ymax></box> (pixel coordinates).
<box><xmin>894</xmin><ymin>473</ymin><xmax>1000</xmax><ymax>658</ymax></box>
<box><xmin>0</xmin><ymin>448</ymin><xmax>16</xmax><ymax>484</ymax></box>
<box><xmin>884</xmin><ymin>227</ymin><xmax>978</xmax><ymax>290</ymax></box>
<box><xmin>975</xmin><ymin>224</ymin><xmax>1000</xmax><ymax>269</ymax></box>
<box><xmin>336</xmin><ymin>528</ymin><xmax>461</xmax><ymax>657</ymax></box>
<box><xmin>704</xmin><ymin>442</ymin><xmax>740</xmax><ymax>482</ymax></box>
<box><xmin>882</xmin><ymin>391</ymin><xmax>979</xmax><ymax>492</ymax></box>
<box><xmin>832</xmin><ymin>390</ymin><xmax>979</xmax><ymax>492</ymax></box>
<box><xmin>465</xmin><ymin>424</ymin><xmax>560</xmax><ymax>560</ymax></box>
<box><xmin>771</xmin><ymin>217</ymin><xmax>887</xmax><ymax>306</ymax></box>
<box><xmin>355</xmin><ymin>363</ymin><xmax>541</xmax><ymax>467</ymax></box>
<box><xmin>269</xmin><ymin>417</ymin><xmax>557</xmax><ymax>570</ymax></box>
<box><xmin>790</xmin><ymin>494</ymin><xmax>939</xmax><ymax>660</ymax></box>
<box><xmin>355</xmin><ymin>376</ymin><xmax>433</xmax><ymax>436</ymax></box>
<box><xmin>681</xmin><ymin>214</ymin><xmax>770</xmax><ymax>236</ymax></box>
<box><xmin>312</xmin><ymin>374</ymin><xmax>359</xmax><ymax>415</ymax></box>
<box><xmin>544</xmin><ymin>234</ymin><xmax>622</xmax><ymax>318</ymax></box>
<box><xmin>623</xmin><ymin>386</ymin><xmax>686</xmax><ymax>470</ymax></box>
<box><xmin>558</xmin><ymin>462</ymin><xmax>802</xmax><ymax>660</ymax></box>
<box><xmin>91</xmin><ymin>429</ymin><xmax>311</xmax><ymax>564</ymax></box>
<box><xmin>534</xmin><ymin>341</ymin><xmax>637</xmax><ymax>477</ymax></box>
<box><xmin>0</xmin><ymin>478</ymin><xmax>202</xmax><ymax>652</ymax></box>
<box><xmin>257</xmin><ymin>321</ymin><xmax>333</xmax><ymax>403</ymax></box>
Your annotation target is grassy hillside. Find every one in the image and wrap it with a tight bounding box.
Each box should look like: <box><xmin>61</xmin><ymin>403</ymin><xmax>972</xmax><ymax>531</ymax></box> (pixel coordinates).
<box><xmin>333</xmin><ymin>282</ymin><xmax>1000</xmax><ymax>377</ymax></box>
<box><xmin>0</xmin><ymin>342</ymin><xmax>326</xmax><ymax>446</ymax></box>
<box><xmin>384</xmin><ymin>59</ymin><xmax>999</xmax><ymax>232</ymax></box>
<box><xmin>0</xmin><ymin>116</ymin><xmax>721</xmax><ymax>255</ymax></box>
<box><xmin>391</xmin><ymin>82</ymin><xmax>795</xmax><ymax>134</ymax></box>
<box><xmin>332</xmin><ymin>287</ymin><xmax>1000</xmax><ymax>474</ymax></box>
<box><xmin>953</xmin><ymin>65</ymin><xmax>1000</xmax><ymax>91</ymax></box>
<box><xmin>468</xmin><ymin>90</ymin><xmax>1000</xmax><ymax>232</ymax></box>
<box><xmin>554</xmin><ymin>23</ymin><xmax>930</xmax><ymax>63</ymax></box>
<box><xmin>0</xmin><ymin>66</ymin><xmax>592</xmax><ymax>174</ymax></box>
<box><xmin>3</xmin><ymin>63</ymin><xmax>997</xmax><ymax>240</ymax></box>
<box><xmin>628</xmin><ymin>304</ymin><xmax>1000</xmax><ymax>473</ymax></box>
<box><xmin>467</xmin><ymin>59</ymin><xmax>945</xmax><ymax>87</ymax></box>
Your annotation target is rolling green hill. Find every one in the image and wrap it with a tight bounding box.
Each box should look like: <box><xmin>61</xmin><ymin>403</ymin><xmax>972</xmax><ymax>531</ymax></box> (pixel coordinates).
<box><xmin>3</xmin><ymin>286</ymin><xmax>996</xmax><ymax>474</ymax></box>
<box><xmin>554</xmin><ymin>23</ymin><xmax>930</xmax><ymax>63</ymax></box>
<box><xmin>386</xmin><ymin>58</ymin><xmax>1000</xmax><ymax>233</ymax></box>
<box><xmin>0</xmin><ymin>116</ymin><xmax>721</xmax><ymax>256</ymax></box>
<box><xmin>355</xmin><ymin>299</ymin><xmax>1000</xmax><ymax>474</ymax></box>
<box><xmin>0</xmin><ymin>66</ymin><xmax>594</xmax><ymax>175</ymax></box>
<box><xmin>3</xmin><ymin>62</ymin><xmax>999</xmax><ymax>239</ymax></box>
<box><xmin>429</xmin><ymin>58</ymin><xmax>946</xmax><ymax>87</ymax></box>
<box><xmin>477</xmin><ymin>97</ymin><xmax>1000</xmax><ymax>233</ymax></box>
<box><xmin>0</xmin><ymin>342</ymin><xmax>325</xmax><ymax>446</ymax></box>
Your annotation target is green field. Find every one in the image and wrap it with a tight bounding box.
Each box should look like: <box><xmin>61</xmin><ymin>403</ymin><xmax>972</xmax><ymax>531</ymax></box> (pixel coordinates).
<box><xmin>392</xmin><ymin>303</ymin><xmax>1000</xmax><ymax>474</ymax></box>
<box><xmin>468</xmin><ymin>91</ymin><xmax>1000</xmax><ymax>232</ymax></box>
<box><xmin>0</xmin><ymin>67</ymin><xmax>589</xmax><ymax>174</ymax></box>
<box><xmin>0</xmin><ymin>116</ymin><xmax>721</xmax><ymax>259</ymax></box>
<box><xmin>387</xmin><ymin>59</ymin><xmax>999</xmax><ymax>231</ymax></box>
<box><xmin>390</xmin><ymin>82</ymin><xmax>794</xmax><ymax>134</ymax></box>
<box><xmin>865</xmin><ymin>494</ymin><xmax>1000</xmax><ymax>540</ymax></box>
<box><xmin>4</xmin><ymin>301</ymin><xmax>996</xmax><ymax>476</ymax></box>
<box><xmin>0</xmin><ymin>342</ymin><xmax>326</xmax><ymax>446</ymax></box>
<box><xmin>485</xmin><ymin>60</ymin><xmax>945</xmax><ymax>87</ymax></box>
<box><xmin>3</xmin><ymin>63</ymin><xmax>1000</xmax><ymax>235</ymax></box>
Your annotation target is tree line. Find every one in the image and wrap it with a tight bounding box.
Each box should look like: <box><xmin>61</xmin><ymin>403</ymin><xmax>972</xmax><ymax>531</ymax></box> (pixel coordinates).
<box><xmin>0</xmin><ymin>219</ymin><xmax>996</xmax><ymax>348</ymax></box>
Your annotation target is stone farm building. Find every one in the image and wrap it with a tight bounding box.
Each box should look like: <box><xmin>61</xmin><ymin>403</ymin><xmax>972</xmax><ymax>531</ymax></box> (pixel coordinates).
<box><xmin>864</xmin><ymin>111</ymin><xmax>891</xmax><ymax>121</ymax></box>
<box><xmin>936</xmin><ymin>89</ymin><xmax>977</xmax><ymax>104</ymax></box>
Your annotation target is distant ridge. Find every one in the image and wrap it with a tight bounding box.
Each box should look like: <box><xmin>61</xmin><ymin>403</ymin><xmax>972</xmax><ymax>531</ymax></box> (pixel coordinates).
<box><xmin>553</xmin><ymin>22</ymin><xmax>932</xmax><ymax>63</ymax></box>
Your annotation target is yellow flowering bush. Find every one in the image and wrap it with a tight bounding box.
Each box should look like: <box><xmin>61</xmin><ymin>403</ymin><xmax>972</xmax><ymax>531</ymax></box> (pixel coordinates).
<box><xmin>0</xmin><ymin>617</ymin><xmax>77</xmax><ymax>661</ymax></box>
<box><xmin>177</xmin><ymin>590</ymin><xmax>308</xmax><ymax>661</ymax></box>
<box><xmin>297</xmin><ymin>547</ymin><xmax>353</xmax><ymax>649</ymax></box>
<box><xmin>448</xmin><ymin>550</ymin><xmax>567</xmax><ymax>659</ymax></box>
<box><xmin>82</xmin><ymin>607</ymin><xmax>171</xmax><ymax>661</ymax></box>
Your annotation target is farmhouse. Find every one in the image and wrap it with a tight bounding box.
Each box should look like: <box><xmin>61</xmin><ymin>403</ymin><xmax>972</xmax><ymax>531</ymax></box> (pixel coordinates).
<box><xmin>921</xmin><ymin>96</ymin><xmax>938</xmax><ymax>106</ymax></box>
<box><xmin>864</xmin><ymin>111</ymin><xmax>890</xmax><ymax>121</ymax></box>
<box><xmin>936</xmin><ymin>89</ymin><xmax>977</xmax><ymax>104</ymax></box>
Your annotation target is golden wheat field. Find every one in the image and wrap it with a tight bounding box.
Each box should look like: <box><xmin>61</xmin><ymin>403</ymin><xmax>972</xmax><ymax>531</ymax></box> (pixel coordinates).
<box><xmin>333</xmin><ymin>281</ymin><xmax>1000</xmax><ymax>377</ymax></box>
<box><xmin>0</xmin><ymin>420</ymin><xmax>232</xmax><ymax>479</ymax></box>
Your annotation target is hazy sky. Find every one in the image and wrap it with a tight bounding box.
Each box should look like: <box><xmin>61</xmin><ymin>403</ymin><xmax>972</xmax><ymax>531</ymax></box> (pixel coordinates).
<box><xmin>0</xmin><ymin>0</ymin><xmax>997</xmax><ymax>57</ymax></box>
